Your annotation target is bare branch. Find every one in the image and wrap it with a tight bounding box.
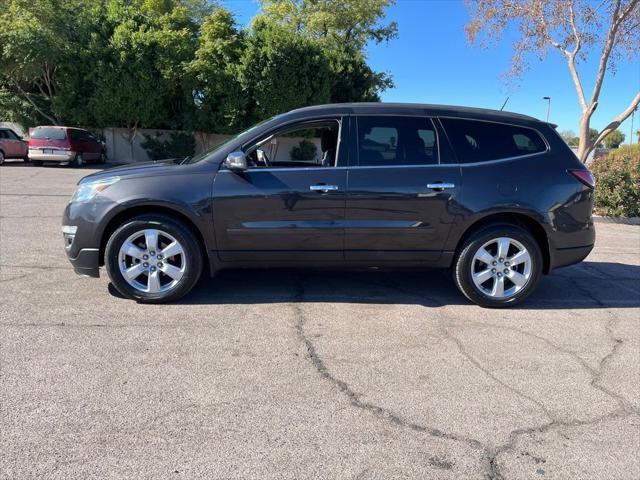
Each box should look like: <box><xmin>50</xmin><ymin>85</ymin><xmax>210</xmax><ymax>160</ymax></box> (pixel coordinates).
<box><xmin>568</xmin><ymin>1</ymin><xmax>581</xmax><ymax>55</ymax></box>
<box><xmin>568</xmin><ymin>54</ymin><xmax>588</xmax><ymax>112</ymax></box>
<box><xmin>548</xmin><ymin>36</ymin><xmax>569</xmax><ymax>55</ymax></box>
<box><xmin>589</xmin><ymin>0</ymin><xmax>637</xmax><ymax>105</ymax></box>
<box><xmin>619</xmin><ymin>0</ymin><xmax>640</xmax><ymax>21</ymax></box>
<box><xmin>592</xmin><ymin>91</ymin><xmax>640</xmax><ymax>150</ymax></box>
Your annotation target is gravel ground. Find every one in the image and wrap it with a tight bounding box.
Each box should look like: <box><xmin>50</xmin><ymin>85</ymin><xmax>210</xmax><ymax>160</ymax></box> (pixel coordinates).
<box><xmin>1</xmin><ymin>162</ymin><xmax>639</xmax><ymax>479</ymax></box>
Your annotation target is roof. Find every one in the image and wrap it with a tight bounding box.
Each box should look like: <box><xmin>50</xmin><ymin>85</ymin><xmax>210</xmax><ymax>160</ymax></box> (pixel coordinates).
<box><xmin>286</xmin><ymin>102</ymin><xmax>542</xmax><ymax>125</ymax></box>
<box><xmin>31</xmin><ymin>126</ymin><xmax>88</xmax><ymax>131</ymax></box>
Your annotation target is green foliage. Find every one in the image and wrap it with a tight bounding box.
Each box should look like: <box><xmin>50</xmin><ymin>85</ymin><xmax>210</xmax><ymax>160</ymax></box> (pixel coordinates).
<box><xmin>187</xmin><ymin>8</ymin><xmax>247</xmax><ymax>133</ymax></box>
<box><xmin>603</xmin><ymin>129</ymin><xmax>625</xmax><ymax>149</ymax></box>
<box><xmin>560</xmin><ymin>129</ymin><xmax>579</xmax><ymax>147</ymax></box>
<box><xmin>0</xmin><ymin>86</ymin><xmax>42</xmax><ymax>127</ymax></box>
<box><xmin>141</xmin><ymin>131</ymin><xmax>196</xmax><ymax>160</ymax></box>
<box><xmin>259</xmin><ymin>0</ymin><xmax>396</xmax><ymax>102</ymax></box>
<box><xmin>239</xmin><ymin>21</ymin><xmax>331</xmax><ymax>120</ymax></box>
<box><xmin>259</xmin><ymin>0</ymin><xmax>397</xmax><ymax>49</ymax></box>
<box><xmin>290</xmin><ymin>139</ymin><xmax>318</xmax><ymax>161</ymax></box>
<box><xmin>591</xmin><ymin>144</ymin><xmax>640</xmax><ymax>217</ymax></box>
<box><xmin>0</xmin><ymin>0</ymin><xmax>395</xmax><ymax>135</ymax></box>
<box><xmin>589</xmin><ymin>128</ymin><xmax>603</xmax><ymax>148</ymax></box>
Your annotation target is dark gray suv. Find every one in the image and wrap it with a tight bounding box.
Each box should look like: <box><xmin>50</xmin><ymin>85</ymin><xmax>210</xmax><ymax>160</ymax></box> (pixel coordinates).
<box><xmin>62</xmin><ymin>103</ymin><xmax>595</xmax><ymax>307</ymax></box>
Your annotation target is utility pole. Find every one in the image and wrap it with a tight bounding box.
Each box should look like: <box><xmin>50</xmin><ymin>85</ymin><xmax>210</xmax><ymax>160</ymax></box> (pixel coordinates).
<box><xmin>543</xmin><ymin>96</ymin><xmax>551</xmax><ymax>123</ymax></box>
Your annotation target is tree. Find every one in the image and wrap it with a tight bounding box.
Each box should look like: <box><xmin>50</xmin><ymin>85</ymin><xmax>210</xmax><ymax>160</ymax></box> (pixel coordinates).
<box><xmin>589</xmin><ymin>128</ymin><xmax>604</xmax><ymax>148</ymax></box>
<box><xmin>560</xmin><ymin>129</ymin><xmax>580</xmax><ymax>146</ymax></box>
<box><xmin>0</xmin><ymin>86</ymin><xmax>43</xmax><ymax>127</ymax></box>
<box><xmin>1</xmin><ymin>0</ymin><xmax>394</xmax><ymax>146</ymax></box>
<box><xmin>187</xmin><ymin>7</ymin><xmax>248</xmax><ymax>138</ymax></box>
<box><xmin>238</xmin><ymin>20</ymin><xmax>332</xmax><ymax>121</ymax></box>
<box><xmin>603</xmin><ymin>129</ymin><xmax>625</xmax><ymax>148</ymax></box>
<box><xmin>0</xmin><ymin>0</ymin><xmax>98</xmax><ymax>125</ymax></box>
<box><xmin>466</xmin><ymin>0</ymin><xmax>640</xmax><ymax>162</ymax></box>
<box><xmin>560</xmin><ymin>129</ymin><xmax>576</xmax><ymax>142</ymax></box>
<box><xmin>259</xmin><ymin>0</ymin><xmax>396</xmax><ymax>102</ymax></box>
<box><xmin>88</xmin><ymin>0</ymin><xmax>202</xmax><ymax>160</ymax></box>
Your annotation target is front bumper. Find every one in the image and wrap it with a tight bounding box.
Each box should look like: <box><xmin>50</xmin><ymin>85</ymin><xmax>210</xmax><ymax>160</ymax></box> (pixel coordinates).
<box><xmin>68</xmin><ymin>248</ymin><xmax>100</xmax><ymax>277</ymax></box>
<box><xmin>62</xmin><ymin>197</ymin><xmax>119</xmax><ymax>278</ymax></box>
<box><xmin>29</xmin><ymin>149</ymin><xmax>75</xmax><ymax>162</ymax></box>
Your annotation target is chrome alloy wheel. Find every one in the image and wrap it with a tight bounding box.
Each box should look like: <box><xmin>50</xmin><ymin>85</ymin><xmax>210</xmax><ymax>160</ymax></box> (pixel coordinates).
<box><xmin>470</xmin><ymin>237</ymin><xmax>532</xmax><ymax>299</ymax></box>
<box><xmin>118</xmin><ymin>229</ymin><xmax>186</xmax><ymax>294</ymax></box>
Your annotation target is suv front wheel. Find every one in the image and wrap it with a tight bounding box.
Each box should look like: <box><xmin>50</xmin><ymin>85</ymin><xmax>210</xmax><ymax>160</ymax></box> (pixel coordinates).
<box><xmin>453</xmin><ymin>225</ymin><xmax>542</xmax><ymax>308</ymax></box>
<box><xmin>105</xmin><ymin>215</ymin><xmax>203</xmax><ymax>303</ymax></box>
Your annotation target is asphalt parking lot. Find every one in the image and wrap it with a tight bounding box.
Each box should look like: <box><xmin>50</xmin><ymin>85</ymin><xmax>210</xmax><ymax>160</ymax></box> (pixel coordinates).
<box><xmin>1</xmin><ymin>162</ymin><xmax>639</xmax><ymax>479</ymax></box>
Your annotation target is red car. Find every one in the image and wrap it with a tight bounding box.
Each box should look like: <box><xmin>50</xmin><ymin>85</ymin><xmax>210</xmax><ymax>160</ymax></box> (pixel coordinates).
<box><xmin>28</xmin><ymin>126</ymin><xmax>107</xmax><ymax>167</ymax></box>
<box><xmin>0</xmin><ymin>127</ymin><xmax>29</xmax><ymax>165</ymax></box>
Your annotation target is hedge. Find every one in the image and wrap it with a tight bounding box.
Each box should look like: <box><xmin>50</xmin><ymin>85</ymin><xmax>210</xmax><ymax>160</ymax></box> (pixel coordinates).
<box><xmin>591</xmin><ymin>144</ymin><xmax>640</xmax><ymax>217</ymax></box>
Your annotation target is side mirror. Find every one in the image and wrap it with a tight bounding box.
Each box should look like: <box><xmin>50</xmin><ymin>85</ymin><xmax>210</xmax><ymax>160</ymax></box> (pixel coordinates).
<box><xmin>224</xmin><ymin>151</ymin><xmax>247</xmax><ymax>171</ymax></box>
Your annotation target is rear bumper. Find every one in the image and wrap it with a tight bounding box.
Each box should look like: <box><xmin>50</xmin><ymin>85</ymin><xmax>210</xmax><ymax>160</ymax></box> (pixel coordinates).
<box><xmin>29</xmin><ymin>149</ymin><xmax>75</xmax><ymax>162</ymax></box>
<box><xmin>549</xmin><ymin>244</ymin><xmax>594</xmax><ymax>271</ymax></box>
<box><xmin>68</xmin><ymin>248</ymin><xmax>100</xmax><ymax>277</ymax></box>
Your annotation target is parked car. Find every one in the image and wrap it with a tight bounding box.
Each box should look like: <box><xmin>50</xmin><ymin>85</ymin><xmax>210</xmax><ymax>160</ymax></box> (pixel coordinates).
<box><xmin>29</xmin><ymin>126</ymin><xmax>106</xmax><ymax>167</ymax></box>
<box><xmin>0</xmin><ymin>127</ymin><xmax>29</xmax><ymax>164</ymax></box>
<box><xmin>62</xmin><ymin>103</ymin><xmax>595</xmax><ymax>307</ymax></box>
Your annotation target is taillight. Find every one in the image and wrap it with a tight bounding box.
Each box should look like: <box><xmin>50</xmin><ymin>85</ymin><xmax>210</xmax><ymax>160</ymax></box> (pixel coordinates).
<box><xmin>568</xmin><ymin>169</ymin><xmax>595</xmax><ymax>189</ymax></box>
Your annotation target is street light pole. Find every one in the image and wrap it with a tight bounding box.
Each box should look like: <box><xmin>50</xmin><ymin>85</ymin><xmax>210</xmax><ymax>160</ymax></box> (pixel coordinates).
<box><xmin>543</xmin><ymin>96</ymin><xmax>551</xmax><ymax>123</ymax></box>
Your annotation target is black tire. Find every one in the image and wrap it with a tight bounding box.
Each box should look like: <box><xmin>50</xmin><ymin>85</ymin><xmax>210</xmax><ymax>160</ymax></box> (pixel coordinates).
<box><xmin>452</xmin><ymin>224</ymin><xmax>542</xmax><ymax>308</ymax></box>
<box><xmin>32</xmin><ymin>160</ymin><xmax>43</xmax><ymax>166</ymax></box>
<box><xmin>105</xmin><ymin>215</ymin><xmax>203</xmax><ymax>303</ymax></box>
<box><xmin>23</xmin><ymin>156</ymin><xmax>30</xmax><ymax>163</ymax></box>
<box><xmin>0</xmin><ymin>151</ymin><xmax>4</xmax><ymax>165</ymax></box>
<box><xmin>71</xmin><ymin>153</ymin><xmax>83</xmax><ymax>167</ymax></box>
<box><xmin>99</xmin><ymin>152</ymin><xmax>107</xmax><ymax>164</ymax></box>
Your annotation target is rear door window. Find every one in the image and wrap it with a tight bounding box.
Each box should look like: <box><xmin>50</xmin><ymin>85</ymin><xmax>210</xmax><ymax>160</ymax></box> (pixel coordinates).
<box><xmin>357</xmin><ymin>116</ymin><xmax>439</xmax><ymax>166</ymax></box>
<box><xmin>68</xmin><ymin>130</ymin><xmax>83</xmax><ymax>141</ymax></box>
<box><xmin>31</xmin><ymin>127</ymin><xmax>66</xmax><ymax>140</ymax></box>
<box><xmin>440</xmin><ymin>118</ymin><xmax>546</xmax><ymax>163</ymax></box>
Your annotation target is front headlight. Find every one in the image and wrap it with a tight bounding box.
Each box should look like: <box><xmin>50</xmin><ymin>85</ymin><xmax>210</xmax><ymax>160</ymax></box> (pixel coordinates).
<box><xmin>71</xmin><ymin>176</ymin><xmax>120</xmax><ymax>203</ymax></box>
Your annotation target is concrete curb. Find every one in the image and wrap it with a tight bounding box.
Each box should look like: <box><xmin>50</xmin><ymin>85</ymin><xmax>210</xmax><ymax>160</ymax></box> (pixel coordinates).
<box><xmin>593</xmin><ymin>215</ymin><xmax>640</xmax><ymax>225</ymax></box>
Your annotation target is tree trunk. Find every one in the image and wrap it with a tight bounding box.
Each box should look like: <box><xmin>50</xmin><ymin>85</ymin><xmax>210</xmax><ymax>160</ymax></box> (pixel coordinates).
<box><xmin>577</xmin><ymin>115</ymin><xmax>591</xmax><ymax>163</ymax></box>
<box><xmin>120</xmin><ymin>123</ymin><xmax>139</xmax><ymax>163</ymax></box>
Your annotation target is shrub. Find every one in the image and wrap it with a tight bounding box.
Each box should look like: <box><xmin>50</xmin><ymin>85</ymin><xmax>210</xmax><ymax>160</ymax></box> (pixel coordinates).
<box><xmin>141</xmin><ymin>132</ymin><xmax>196</xmax><ymax>161</ymax></box>
<box><xmin>591</xmin><ymin>144</ymin><xmax>640</xmax><ymax>217</ymax></box>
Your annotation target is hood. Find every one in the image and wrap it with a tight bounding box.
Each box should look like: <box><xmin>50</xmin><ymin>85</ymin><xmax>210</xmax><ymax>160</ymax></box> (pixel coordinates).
<box><xmin>79</xmin><ymin>158</ymin><xmax>185</xmax><ymax>184</ymax></box>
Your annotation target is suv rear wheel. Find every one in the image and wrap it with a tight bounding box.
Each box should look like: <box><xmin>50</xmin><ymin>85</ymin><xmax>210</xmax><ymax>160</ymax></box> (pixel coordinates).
<box><xmin>105</xmin><ymin>215</ymin><xmax>203</xmax><ymax>303</ymax></box>
<box><xmin>453</xmin><ymin>224</ymin><xmax>542</xmax><ymax>308</ymax></box>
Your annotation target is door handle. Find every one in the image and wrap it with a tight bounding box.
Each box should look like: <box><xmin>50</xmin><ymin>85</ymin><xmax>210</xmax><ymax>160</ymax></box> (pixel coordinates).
<box><xmin>427</xmin><ymin>182</ymin><xmax>456</xmax><ymax>190</ymax></box>
<box><xmin>310</xmin><ymin>184</ymin><xmax>339</xmax><ymax>192</ymax></box>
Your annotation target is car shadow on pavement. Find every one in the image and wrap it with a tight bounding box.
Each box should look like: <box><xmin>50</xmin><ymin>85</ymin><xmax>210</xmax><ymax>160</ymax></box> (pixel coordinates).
<box><xmin>108</xmin><ymin>260</ymin><xmax>640</xmax><ymax>310</ymax></box>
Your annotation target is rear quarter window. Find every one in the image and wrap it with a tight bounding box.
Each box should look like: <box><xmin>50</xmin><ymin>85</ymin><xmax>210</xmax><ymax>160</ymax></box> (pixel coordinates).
<box><xmin>31</xmin><ymin>127</ymin><xmax>67</xmax><ymax>140</ymax></box>
<box><xmin>441</xmin><ymin>118</ymin><xmax>547</xmax><ymax>163</ymax></box>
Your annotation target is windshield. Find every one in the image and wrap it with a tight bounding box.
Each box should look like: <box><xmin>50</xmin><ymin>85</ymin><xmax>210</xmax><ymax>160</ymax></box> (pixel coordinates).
<box><xmin>185</xmin><ymin>116</ymin><xmax>277</xmax><ymax>164</ymax></box>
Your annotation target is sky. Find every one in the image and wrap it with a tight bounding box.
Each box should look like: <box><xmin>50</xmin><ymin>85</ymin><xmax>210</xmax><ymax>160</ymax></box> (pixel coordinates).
<box><xmin>225</xmin><ymin>0</ymin><xmax>640</xmax><ymax>143</ymax></box>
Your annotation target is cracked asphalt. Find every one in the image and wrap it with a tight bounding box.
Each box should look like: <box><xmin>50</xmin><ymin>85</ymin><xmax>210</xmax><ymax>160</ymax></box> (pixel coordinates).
<box><xmin>1</xmin><ymin>163</ymin><xmax>639</xmax><ymax>479</ymax></box>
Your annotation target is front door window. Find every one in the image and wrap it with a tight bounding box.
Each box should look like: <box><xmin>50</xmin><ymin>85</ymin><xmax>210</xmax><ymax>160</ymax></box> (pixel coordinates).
<box><xmin>245</xmin><ymin>120</ymin><xmax>341</xmax><ymax>169</ymax></box>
